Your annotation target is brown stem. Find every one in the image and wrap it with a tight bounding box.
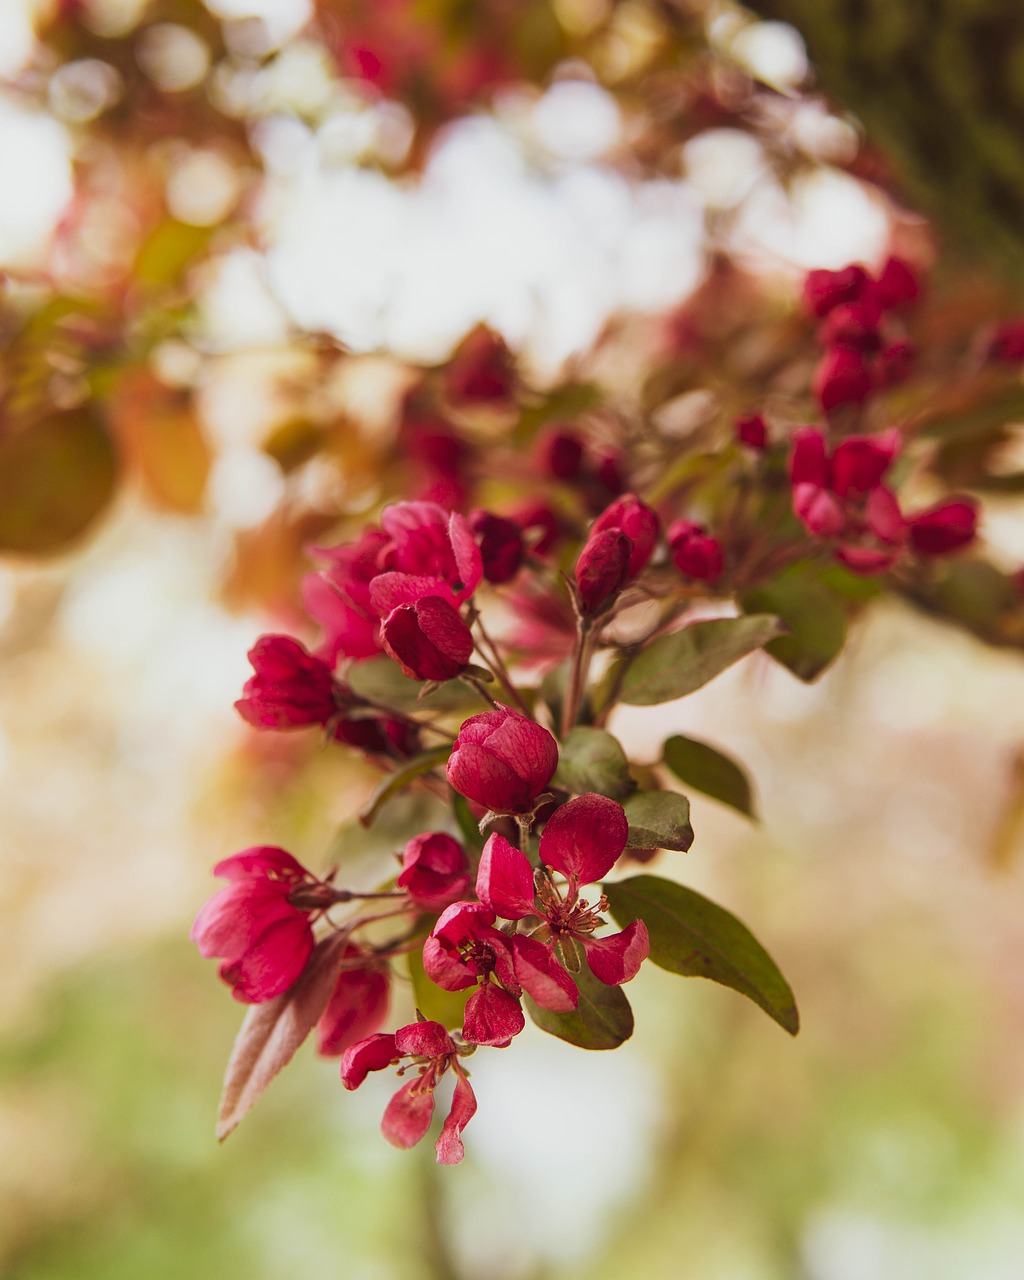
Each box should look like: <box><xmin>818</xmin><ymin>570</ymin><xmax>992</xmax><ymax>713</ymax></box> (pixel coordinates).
<box><xmin>561</xmin><ymin>618</ymin><xmax>594</xmax><ymax>738</ymax></box>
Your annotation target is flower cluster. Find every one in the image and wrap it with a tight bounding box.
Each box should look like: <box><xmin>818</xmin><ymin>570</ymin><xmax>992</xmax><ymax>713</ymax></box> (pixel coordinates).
<box><xmin>195</xmin><ymin>254</ymin><xmax>1005</xmax><ymax>1165</ymax></box>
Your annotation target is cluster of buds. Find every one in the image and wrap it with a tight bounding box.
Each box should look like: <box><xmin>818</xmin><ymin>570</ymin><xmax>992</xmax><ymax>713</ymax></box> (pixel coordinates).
<box><xmin>195</xmin><ymin>255</ymin><xmax>1006</xmax><ymax>1164</ymax></box>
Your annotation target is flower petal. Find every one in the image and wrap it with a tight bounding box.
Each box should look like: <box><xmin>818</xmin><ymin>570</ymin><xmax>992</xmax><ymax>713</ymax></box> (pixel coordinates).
<box><xmin>462</xmin><ymin>983</ymin><xmax>525</xmax><ymax>1047</ymax></box>
<box><xmin>381</xmin><ymin>1078</ymin><xmax>435</xmax><ymax>1149</ymax></box>
<box><xmin>476</xmin><ymin>833</ymin><xmax>535</xmax><ymax>920</ymax></box>
<box><xmin>436</xmin><ymin>1066</ymin><xmax>477</xmax><ymax>1165</ymax></box>
<box><xmin>395</xmin><ymin>1020</ymin><xmax>454</xmax><ymax>1060</ymax></box>
<box><xmin>513</xmin><ymin>934</ymin><xmax>579</xmax><ymax>1011</ymax></box>
<box><xmin>538</xmin><ymin>794</ymin><xmax>629</xmax><ymax>886</ymax></box>
<box><xmin>341</xmin><ymin>1032</ymin><xmax>399</xmax><ymax>1089</ymax></box>
<box><xmin>582</xmin><ymin>920</ymin><xmax>650</xmax><ymax>986</ymax></box>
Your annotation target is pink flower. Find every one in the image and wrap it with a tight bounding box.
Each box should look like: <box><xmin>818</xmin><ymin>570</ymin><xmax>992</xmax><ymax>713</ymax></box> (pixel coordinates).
<box><xmin>234</xmin><ymin>635</ymin><xmax>342</xmax><ymax>730</ymax></box>
<box><xmin>874</xmin><ymin>255</ymin><xmax>921</xmax><ymax>310</ymax></box>
<box><xmin>802</xmin><ymin>264</ymin><xmax>871</xmax><ymax>317</ymax></box>
<box><xmin>422</xmin><ymin>902</ymin><xmax>525</xmax><ymax>1046</ymax></box>
<box><xmin>476</xmin><ymin>794</ymin><xmax>649</xmax><ymax>1009</ymax></box>
<box><xmin>590</xmin><ymin>494</ymin><xmax>660</xmax><ymax>577</ymax></box>
<box><xmin>907</xmin><ymin>499</ymin><xmax>978</xmax><ymax>555</ymax></box>
<box><xmin>302</xmin><ymin>528</ymin><xmax>388</xmax><ymax>664</ymax></box>
<box><xmin>789</xmin><ymin>426</ymin><xmax>906</xmax><ymax>574</ymax></box>
<box><xmin>369</xmin><ymin>501</ymin><xmax>483</xmax><ymax>615</ymax></box>
<box><xmin>735</xmin><ymin>413</ymin><xmax>768</xmax><ymax>449</ymax></box>
<box><xmin>397</xmin><ymin>832</ymin><xmax>470</xmax><ymax>911</ymax></box>
<box><xmin>380</xmin><ymin>595</ymin><xmax>474</xmax><ymax>681</ymax></box>
<box><xmin>512</xmin><ymin>500</ymin><xmax>563</xmax><ymax>556</ymax></box>
<box><xmin>667</xmin><ymin>519</ymin><xmax>723</xmax><ymax>583</ymax></box>
<box><xmin>575</xmin><ymin>528</ymin><xmax>632</xmax><ymax>615</ymax></box>
<box><xmin>191</xmin><ymin>847</ymin><xmax>330</xmax><ymax>1002</ymax></box>
<box><xmin>813</xmin><ymin>346</ymin><xmax>874</xmax><ymax>413</ymax></box>
<box><xmin>446</xmin><ymin>705</ymin><xmax>558</xmax><ymax>814</ymax></box>
<box><xmin>317</xmin><ymin>945</ymin><xmax>391</xmax><ymax>1056</ymax></box>
<box><xmin>468</xmin><ymin>509</ymin><xmax>524</xmax><ymax>584</ymax></box>
<box><xmin>341</xmin><ymin>1020</ymin><xmax>478</xmax><ymax>1165</ymax></box>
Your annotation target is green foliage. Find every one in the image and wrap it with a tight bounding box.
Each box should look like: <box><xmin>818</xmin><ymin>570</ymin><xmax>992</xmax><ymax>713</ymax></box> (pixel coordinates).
<box><xmin>526</xmin><ymin>965</ymin><xmax>634</xmax><ymax>1049</ymax></box>
<box><xmin>622</xmin><ymin>791</ymin><xmax>695</xmax><ymax>852</ymax></box>
<box><xmin>744</xmin><ymin>568</ymin><xmax>848</xmax><ymax>682</ymax></box>
<box><xmin>554</xmin><ymin>727</ymin><xmax>634</xmax><ymax>800</ymax></box>
<box><xmin>662</xmin><ymin>734</ymin><xmax>757</xmax><ymax>820</ymax></box>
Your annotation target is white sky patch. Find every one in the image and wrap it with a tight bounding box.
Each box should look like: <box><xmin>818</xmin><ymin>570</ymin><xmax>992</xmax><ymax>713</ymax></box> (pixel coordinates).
<box><xmin>202</xmin><ymin>0</ymin><xmax>312</xmax><ymax>47</ymax></box>
<box><xmin>0</xmin><ymin>0</ymin><xmax>34</xmax><ymax>77</ymax></box>
<box><xmin>264</xmin><ymin>114</ymin><xmax>704</xmax><ymax>373</ymax></box>
<box><xmin>0</xmin><ymin>99</ymin><xmax>73</xmax><ymax>267</ymax></box>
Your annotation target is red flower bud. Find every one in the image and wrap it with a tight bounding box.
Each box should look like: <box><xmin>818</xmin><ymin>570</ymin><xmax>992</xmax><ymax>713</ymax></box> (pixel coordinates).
<box><xmin>397</xmin><ymin>832</ymin><xmax>470</xmax><ymax>911</ymax></box>
<box><xmin>235</xmin><ymin>635</ymin><xmax>340</xmax><ymax>730</ymax></box>
<box><xmin>590</xmin><ymin>494</ymin><xmax>660</xmax><ymax>576</ymax></box>
<box><xmin>874</xmin><ymin>255</ymin><xmax>920</xmax><ymax>310</ymax></box>
<box><xmin>802</xmin><ymin>264</ymin><xmax>871</xmax><ymax>317</ymax></box>
<box><xmin>468</xmin><ymin>509</ymin><xmax>524</xmax><ymax>584</ymax></box>
<box><xmin>735</xmin><ymin>413</ymin><xmax>768</xmax><ymax>449</ymax></box>
<box><xmin>380</xmin><ymin>596</ymin><xmax>474</xmax><ymax>681</ymax></box>
<box><xmin>575</xmin><ymin>528</ymin><xmax>632</xmax><ymax>615</ymax></box>
<box><xmin>537</xmin><ymin>427</ymin><xmax>584</xmax><ymax>480</ymax></box>
<box><xmin>908</xmin><ymin>499</ymin><xmax>978</xmax><ymax>555</ymax></box>
<box><xmin>446</xmin><ymin>705</ymin><xmax>558</xmax><ymax>814</ymax></box>
<box><xmin>667</xmin><ymin>519</ymin><xmax>724</xmax><ymax>582</ymax></box>
<box><xmin>820</xmin><ymin>300</ymin><xmax>882</xmax><ymax>351</ymax></box>
<box><xmin>813</xmin><ymin>346</ymin><xmax>874</xmax><ymax>412</ymax></box>
<box><xmin>445</xmin><ymin>325</ymin><xmax>515</xmax><ymax>406</ymax></box>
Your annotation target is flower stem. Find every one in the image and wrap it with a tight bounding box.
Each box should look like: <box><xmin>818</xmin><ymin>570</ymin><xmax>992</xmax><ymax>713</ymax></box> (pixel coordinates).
<box><xmin>561</xmin><ymin>618</ymin><xmax>593</xmax><ymax>738</ymax></box>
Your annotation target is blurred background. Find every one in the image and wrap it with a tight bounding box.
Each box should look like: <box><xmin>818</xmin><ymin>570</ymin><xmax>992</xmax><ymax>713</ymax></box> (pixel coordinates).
<box><xmin>3</xmin><ymin>1</ymin><xmax>1024</xmax><ymax>1277</ymax></box>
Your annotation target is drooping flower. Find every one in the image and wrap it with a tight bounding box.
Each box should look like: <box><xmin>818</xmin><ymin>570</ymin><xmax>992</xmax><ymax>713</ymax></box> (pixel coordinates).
<box><xmin>667</xmin><ymin>519</ymin><xmax>723</xmax><ymax>583</ymax></box>
<box><xmin>421</xmin><ymin>902</ymin><xmax>525</xmax><ymax>1046</ymax></box>
<box><xmin>789</xmin><ymin>426</ymin><xmax>907</xmax><ymax>573</ymax></box>
<box><xmin>341</xmin><ymin>1020</ymin><xmax>477</xmax><ymax>1165</ymax></box>
<box><xmin>446</xmin><ymin>704</ymin><xmax>558</xmax><ymax>814</ymax></box>
<box><xmin>369</xmin><ymin>501</ymin><xmax>483</xmax><ymax>615</ymax></box>
<box><xmin>475</xmin><ymin>794</ymin><xmax>650</xmax><ymax>1009</ymax></box>
<box><xmin>397</xmin><ymin>832</ymin><xmax>471</xmax><ymax>911</ymax></box>
<box><xmin>380</xmin><ymin>595</ymin><xmax>474</xmax><ymax>681</ymax></box>
<box><xmin>317</xmin><ymin>945</ymin><xmax>391</xmax><ymax>1056</ymax></box>
<box><xmin>234</xmin><ymin>635</ymin><xmax>342</xmax><ymax>730</ymax></box>
<box><xmin>191</xmin><ymin>847</ymin><xmax>331</xmax><ymax>1002</ymax></box>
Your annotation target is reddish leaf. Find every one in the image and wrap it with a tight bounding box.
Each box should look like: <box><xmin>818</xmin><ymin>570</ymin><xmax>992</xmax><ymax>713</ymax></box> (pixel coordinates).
<box><xmin>216</xmin><ymin>931</ymin><xmax>349</xmax><ymax>1140</ymax></box>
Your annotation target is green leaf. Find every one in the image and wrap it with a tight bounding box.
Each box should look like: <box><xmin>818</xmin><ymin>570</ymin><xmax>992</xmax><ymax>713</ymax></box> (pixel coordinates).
<box><xmin>615</xmin><ymin>615</ymin><xmax>781</xmax><ymax>705</ymax></box>
<box><xmin>554</xmin><ymin>727</ymin><xmax>634</xmax><ymax>801</ymax></box>
<box><xmin>407</xmin><ymin>948</ymin><xmax>471</xmax><ymax>1031</ymax></box>
<box><xmin>347</xmin><ymin>655</ymin><xmax>481</xmax><ymax>714</ymax></box>
<box><xmin>743</xmin><ymin>568</ymin><xmax>848</xmax><ymax>682</ymax></box>
<box><xmin>604</xmin><ymin>875</ymin><xmax>799</xmax><ymax>1035</ymax></box>
<box><xmin>622</xmin><ymin>791</ymin><xmax>694</xmax><ymax>852</ymax></box>
<box><xmin>663</xmin><ymin>734</ymin><xmax>757</xmax><ymax>820</ymax></box>
<box><xmin>525</xmin><ymin>964</ymin><xmax>634</xmax><ymax>1050</ymax></box>
<box><xmin>359</xmin><ymin>745</ymin><xmax>452</xmax><ymax>827</ymax></box>
<box><xmin>0</xmin><ymin>410</ymin><xmax>118</xmax><ymax>554</ymax></box>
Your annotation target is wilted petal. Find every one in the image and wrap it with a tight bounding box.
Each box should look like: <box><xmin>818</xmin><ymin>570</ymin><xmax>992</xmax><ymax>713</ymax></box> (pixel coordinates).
<box><xmin>538</xmin><ymin>794</ymin><xmax>630</xmax><ymax>886</ymax></box>
<box><xmin>382</xmin><ymin>1078</ymin><xmax>436</xmax><ymax>1149</ymax></box>
<box><xmin>394</xmin><ymin>1020</ymin><xmax>454</xmax><ymax>1059</ymax></box>
<box><xmin>513</xmin><ymin>934</ymin><xmax>579</xmax><ymax>1011</ymax></box>
<box><xmin>341</xmin><ymin>1032</ymin><xmax>399</xmax><ymax>1089</ymax></box>
<box><xmin>462</xmin><ymin>983</ymin><xmax>525</xmax><ymax>1047</ymax></box>
<box><xmin>476</xmin><ymin>833</ymin><xmax>535</xmax><ymax>919</ymax></box>
<box><xmin>582</xmin><ymin>920</ymin><xmax>650</xmax><ymax>986</ymax></box>
<box><xmin>436</xmin><ymin>1067</ymin><xmax>477</xmax><ymax>1165</ymax></box>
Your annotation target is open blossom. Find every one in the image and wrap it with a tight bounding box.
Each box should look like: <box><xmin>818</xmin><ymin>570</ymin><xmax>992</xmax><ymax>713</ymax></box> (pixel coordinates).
<box><xmin>422</xmin><ymin>902</ymin><xmax>525</xmax><ymax>1046</ymax></box>
<box><xmin>341</xmin><ymin>1021</ymin><xmax>477</xmax><ymax>1165</ymax></box>
<box><xmin>397</xmin><ymin>832</ymin><xmax>470</xmax><ymax>911</ymax></box>
<box><xmin>191</xmin><ymin>847</ymin><xmax>331</xmax><ymax>1002</ymax></box>
<box><xmin>446</xmin><ymin>704</ymin><xmax>558</xmax><ymax>814</ymax></box>
<box><xmin>303</xmin><ymin>528</ymin><xmax>388</xmax><ymax>665</ymax></box>
<box><xmin>369</xmin><ymin>501</ymin><xmax>483</xmax><ymax>615</ymax></box>
<box><xmin>380</xmin><ymin>595</ymin><xmax>474</xmax><ymax>681</ymax></box>
<box><xmin>476</xmin><ymin>794</ymin><xmax>650</xmax><ymax>1010</ymax></box>
<box><xmin>790</xmin><ymin>426</ymin><xmax>906</xmax><ymax>573</ymax></box>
